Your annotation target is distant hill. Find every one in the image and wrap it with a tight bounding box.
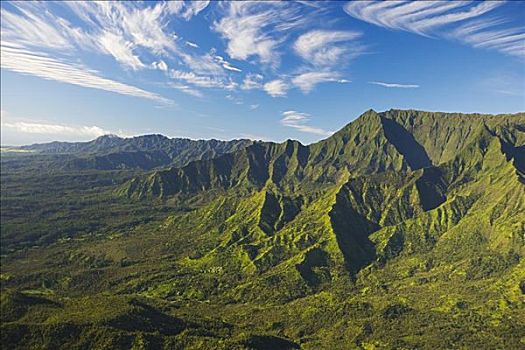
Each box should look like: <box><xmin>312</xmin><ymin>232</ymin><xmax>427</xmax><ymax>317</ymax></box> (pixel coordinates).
<box><xmin>8</xmin><ymin>135</ymin><xmax>254</xmax><ymax>170</ymax></box>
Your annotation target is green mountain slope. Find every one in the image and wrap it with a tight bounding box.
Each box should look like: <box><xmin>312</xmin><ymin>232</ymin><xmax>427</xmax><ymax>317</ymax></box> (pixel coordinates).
<box><xmin>1</xmin><ymin>109</ymin><xmax>524</xmax><ymax>349</ymax></box>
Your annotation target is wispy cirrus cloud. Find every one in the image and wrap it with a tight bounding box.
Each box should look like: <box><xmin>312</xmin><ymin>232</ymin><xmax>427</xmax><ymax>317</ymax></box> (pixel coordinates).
<box><xmin>213</xmin><ymin>1</ymin><xmax>309</xmax><ymax>67</ymax></box>
<box><xmin>1</xmin><ymin>43</ymin><xmax>172</xmax><ymax>104</ymax></box>
<box><xmin>292</xmin><ymin>71</ymin><xmax>349</xmax><ymax>93</ymax></box>
<box><xmin>0</xmin><ymin>2</ymin><xmax>98</xmax><ymax>52</ymax></box>
<box><xmin>98</xmin><ymin>30</ymin><xmax>145</xmax><ymax>70</ymax></box>
<box><xmin>294</xmin><ymin>29</ymin><xmax>362</xmax><ymax>66</ymax></box>
<box><xmin>343</xmin><ymin>1</ymin><xmax>524</xmax><ymax>58</ymax></box>
<box><xmin>169</xmin><ymin>69</ymin><xmax>236</xmax><ymax>90</ymax></box>
<box><xmin>185</xmin><ymin>41</ymin><xmax>199</xmax><ymax>48</ymax></box>
<box><xmin>179</xmin><ymin>51</ymin><xmax>226</xmax><ymax>76</ymax></box>
<box><xmin>180</xmin><ymin>1</ymin><xmax>210</xmax><ymax>21</ymax></box>
<box><xmin>63</xmin><ymin>1</ymin><xmax>179</xmax><ymax>68</ymax></box>
<box><xmin>450</xmin><ymin>18</ymin><xmax>525</xmax><ymax>58</ymax></box>
<box><xmin>0</xmin><ymin>1</ymin><xmax>174</xmax><ymax>103</ymax></box>
<box><xmin>281</xmin><ymin>111</ymin><xmax>332</xmax><ymax>136</ymax></box>
<box><xmin>343</xmin><ymin>1</ymin><xmax>499</xmax><ymax>35</ymax></box>
<box><xmin>1</xmin><ymin>1</ymin><xmax>224</xmax><ymax>90</ymax></box>
<box><xmin>369</xmin><ymin>81</ymin><xmax>419</xmax><ymax>88</ymax></box>
<box><xmin>291</xmin><ymin>29</ymin><xmax>360</xmax><ymax>93</ymax></box>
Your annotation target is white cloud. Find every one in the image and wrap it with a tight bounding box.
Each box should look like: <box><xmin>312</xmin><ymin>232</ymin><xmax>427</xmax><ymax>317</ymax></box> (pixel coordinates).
<box><xmin>214</xmin><ymin>2</ymin><xmax>279</xmax><ymax>64</ymax></box>
<box><xmin>451</xmin><ymin>19</ymin><xmax>525</xmax><ymax>58</ymax></box>
<box><xmin>180</xmin><ymin>52</ymin><xmax>226</xmax><ymax>76</ymax></box>
<box><xmin>241</xmin><ymin>73</ymin><xmax>264</xmax><ymax>90</ymax></box>
<box><xmin>214</xmin><ymin>55</ymin><xmax>242</xmax><ymax>72</ymax></box>
<box><xmin>0</xmin><ymin>1</ymin><xmax>251</xmax><ymax>104</ymax></box>
<box><xmin>99</xmin><ymin>30</ymin><xmax>145</xmax><ymax>70</ymax></box>
<box><xmin>178</xmin><ymin>48</ymin><xmax>232</xmax><ymax>78</ymax></box>
<box><xmin>170</xmin><ymin>69</ymin><xmax>236</xmax><ymax>90</ymax></box>
<box><xmin>181</xmin><ymin>1</ymin><xmax>211</xmax><ymax>20</ymax></box>
<box><xmin>59</xmin><ymin>2</ymin><xmax>179</xmax><ymax>69</ymax></box>
<box><xmin>223</xmin><ymin>62</ymin><xmax>241</xmax><ymax>72</ymax></box>
<box><xmin>166</xmin><ymin>1</ymin><xmax>185</xmax><ymax>15</ymax></box>
<box><xmin>152</xmin><ymin>60</ymin><xmax>168</xmax><ymax>71</ymax></box>
<box><xmin>1</xmin><ymin>2</ymin><xmax>181</xmax><ymax>71</ymax></box>
<box><xmin>369</xmin><ymin>81</ymin><xmax>419</xmax><ymax>88</ymax></box>
<box><xmin>0</xmin><ymin>2</ymin><xmax>80</xmax><ymax>50</ymax></box>
<box><xmin>292</xmin><ymin>71</ymin><xmax>348</xmax><ymax>93</ymax></box>
<box><xmin>120</xmin><ymin>3</ymin><xmax>176</xmax><ymax>54</ymax></box>
<box><xmin>281</xmin><ymin>111</ymin><xmax>332</xmax><ymax>136</ymax></box>
<box><xmin>164</xmin><ymin>1</ymin><xmax>210</xmax><ymax>20</ymax></box>
<box><xmin>2</xmin><ymin>0</ymin><xmax>364</xmax><ymax>104</ymax></box>
<box><xmin>264</xmin><ymin>80</ymin><xmax>289</xmax><ymax>97</ymax></box>
<box><xmin>294</xmin><ymin>30</ymin><xmax>362</xmax><ymax>66</ymax></box>
<box><xmin>242</xmin><ymin>71</ymin><xmax>348</xmax><ymax>95</ymax></box>
<box><xmin>1</xmin><ymin>43</ymin><xmax>172</xmax><ymax>104</ymax></box>
<box><xmin>0</xmin><ymin>1</ymin><xmax>105</xmax><ymax>59</ymax></box>
<box><xmin>409</xmin><ymin>1</ymin><xmax>503</xmax><ymax>34</ymax></box>
<box><xmin>343</xmin><ymin>1</ymin><xmax>522</xmax><ymax>57</ymax></box>
<box><xmin>213</xmin><ymin>2</ymin><xmax>307</xmax><ymax>66</ymax></box>
<box><xmin>2</xmin><ymin>120</ymin><xmax>112</xmax><ymax>138</ymax></box>
<box><xmin>343</xmin><ymin>1</ymin><xmax>500</xmax><ymax>35</ymax></box>
<box><xmin>291</xmin><ymin>29</ymin><xmax>361</xmax><ymax>94</ymax></box>
<box><xmin>79</xmin><ymin>2</ymin><xmax>177</xmax><ymax>55</ymax></box>
<box><xmin>249</xmin><ymin>104</ymin><xmax>260</xmax><ymax>110</ymax></box>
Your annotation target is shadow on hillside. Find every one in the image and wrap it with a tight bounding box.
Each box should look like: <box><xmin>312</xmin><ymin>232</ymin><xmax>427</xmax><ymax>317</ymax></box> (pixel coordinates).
<box><xmin>381</xmin><ymin>117</ymin><xmax>432</xmax><ymax>170</ymax></box>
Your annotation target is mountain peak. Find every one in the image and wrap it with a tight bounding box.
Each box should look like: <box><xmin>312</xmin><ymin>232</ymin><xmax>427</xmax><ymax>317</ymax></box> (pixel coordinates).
<box><xmin>96</xmin><ymin>134</ymin><xmax>121</xmax><ymax>140</ymax></box>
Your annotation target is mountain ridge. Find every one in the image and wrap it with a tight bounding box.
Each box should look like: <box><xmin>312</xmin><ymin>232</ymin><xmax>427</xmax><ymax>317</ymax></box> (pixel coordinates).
<box><xmin>121</xmin><ymin>109</ymin><xmax>525</xmax><ymax>198</ymax></box>
<box><xmin>5</xmin><ymin>135</ymin><xmax>255</xmax><ymax>171</ymax></box>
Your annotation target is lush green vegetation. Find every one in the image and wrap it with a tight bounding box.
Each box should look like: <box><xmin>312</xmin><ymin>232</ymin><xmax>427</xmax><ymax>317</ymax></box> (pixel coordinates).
<box><xmin>1</xmin><ymin>109</ymin><xmax>524</xmax><ymax>349</ymax></box>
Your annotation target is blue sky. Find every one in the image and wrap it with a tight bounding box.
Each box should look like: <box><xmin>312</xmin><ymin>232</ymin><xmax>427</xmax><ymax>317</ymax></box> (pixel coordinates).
<box><xmin>1</xmin><ymin>1</ymin><xmax>524</xmax><ymax>146</ymax></box>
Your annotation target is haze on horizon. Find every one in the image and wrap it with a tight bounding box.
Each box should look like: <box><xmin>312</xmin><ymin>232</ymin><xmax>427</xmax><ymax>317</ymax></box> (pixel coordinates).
<box><xmin>1</xmin><ymin>1</ymin><xmax>524</xmax><ymax>146</ymax></box>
